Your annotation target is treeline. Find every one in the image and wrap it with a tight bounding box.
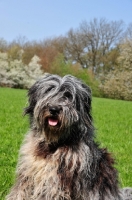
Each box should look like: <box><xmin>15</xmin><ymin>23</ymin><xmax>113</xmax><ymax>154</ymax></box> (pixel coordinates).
<box><xmin>0</xmin><ymin>18</ymin><xmax>132</xmax><ymax>100</ymax></box>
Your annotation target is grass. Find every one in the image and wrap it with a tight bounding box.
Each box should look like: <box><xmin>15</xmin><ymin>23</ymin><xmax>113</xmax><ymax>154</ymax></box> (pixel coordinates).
<box><xmin>0</xmin><ymin>87</ymin><xmax>28</xmax><ymax>199</ymax></box>
<box><xmin>92</xmin><ymin>98</ymin><xmax>132</xmax><ymax>187</ymax></box>
<box><xmin>0</xmin><ymin>87</ymin><xmax>132</xmax><ymax>199</ymax></box>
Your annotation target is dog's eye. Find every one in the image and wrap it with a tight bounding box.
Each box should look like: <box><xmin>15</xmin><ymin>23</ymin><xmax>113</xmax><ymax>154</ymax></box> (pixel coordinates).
<box><xmin>45</xmin><ymin>86</ymin><xmax>54</xmax><ymax>93</ymax></box>
<box><xmin>64</xmin><ymin>92</ymin><xmax>72</xmax><ymax>100</ymax></box>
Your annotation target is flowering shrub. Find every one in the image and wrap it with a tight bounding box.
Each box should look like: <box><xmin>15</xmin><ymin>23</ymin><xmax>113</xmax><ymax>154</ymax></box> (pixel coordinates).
<box><xmin>118</xmin><ymin>39</ymin><xmax>132</xmax><ymax>71</ymax></box>
<box><xmin>100</xmin><ymin>70</ymin><xmax>132</xmax><ymax>100</ymax></box>
<box><xmin>100</xmin><ymin>39</ymin><xmax>132</xmax><ymax>101</ymax></box>
<box><xmin>0</xmin><ymin>52</ymin><xmax>43</xmax><ymax>89</ymax></box>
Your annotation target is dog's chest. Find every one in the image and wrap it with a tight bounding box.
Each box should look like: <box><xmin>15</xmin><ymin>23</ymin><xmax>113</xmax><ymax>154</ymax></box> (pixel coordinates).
<box><xmin>19</xmin><ymin>133</ymin><xmax>91</xmax><ymax>199</ymax></box>
<box><xmin>20</xmin><ymin>143</ymin><xmax>75</xmax><ymax>198</ymax></box>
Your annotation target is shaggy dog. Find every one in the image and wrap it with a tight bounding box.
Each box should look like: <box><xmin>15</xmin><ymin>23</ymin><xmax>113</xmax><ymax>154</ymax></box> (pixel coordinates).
<box><xmin>6</xmin><ymin>74</ymin><xmax>132</xmax><ymax>200</ymax></box>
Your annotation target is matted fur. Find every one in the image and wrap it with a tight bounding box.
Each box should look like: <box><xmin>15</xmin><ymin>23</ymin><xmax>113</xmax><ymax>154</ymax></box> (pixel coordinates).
<box><xmin>6</xmin><ymin>74</ymin><xmax>132</xmax><ymax>200</ymax></box>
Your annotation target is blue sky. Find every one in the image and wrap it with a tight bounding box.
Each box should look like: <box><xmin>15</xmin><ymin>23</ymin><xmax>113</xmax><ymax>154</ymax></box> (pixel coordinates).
<box><xmin>0</xmin><ymin>0</ymin><xmax>132</xmax><ymax>42</ymax></box>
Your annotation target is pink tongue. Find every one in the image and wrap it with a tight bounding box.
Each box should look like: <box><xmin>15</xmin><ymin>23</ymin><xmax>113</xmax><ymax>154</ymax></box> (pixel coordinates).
<box><xmin>48</xmin><ymin>118</ymin><xmax>58</xmax><ymax>126</ymax></box>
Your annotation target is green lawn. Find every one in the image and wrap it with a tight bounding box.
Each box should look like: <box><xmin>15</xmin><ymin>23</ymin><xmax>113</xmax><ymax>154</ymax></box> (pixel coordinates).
<box><xmin>0</xmin><ymin>87</ymin><xmax>132</xmax><ymax>199</ymax></box>
<box><xmin>92</xmin><ymin>97</ymin><xmax>132</xmax><ymax>188</ymax></box>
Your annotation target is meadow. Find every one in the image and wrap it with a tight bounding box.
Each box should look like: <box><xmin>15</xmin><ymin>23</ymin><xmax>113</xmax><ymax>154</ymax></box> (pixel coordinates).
<box><xmin>0</xmin><ymin>87</ymin><xmax>132</xmax><ymax>199</ymax></box>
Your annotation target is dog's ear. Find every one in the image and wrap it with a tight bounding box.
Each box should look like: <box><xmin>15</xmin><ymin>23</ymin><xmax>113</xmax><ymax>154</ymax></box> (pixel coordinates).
<box><xmin>79</xmin><ymin>82</ymin><xmax>93</xmax><ymax>127</ymax></box>
<box><xmin>24</xmin><ymin>83</ymin><xmax>38</xmax><ymax>117</ymax></box>
<box><xmin>24</xmin><ymin>73</ymin><xmax>52</xmax><ymax>116</ymax></box>
<box><xmin>82</xmin><ymin>83</ymin><xmax>92</xmax><ymax>104</ymax></box>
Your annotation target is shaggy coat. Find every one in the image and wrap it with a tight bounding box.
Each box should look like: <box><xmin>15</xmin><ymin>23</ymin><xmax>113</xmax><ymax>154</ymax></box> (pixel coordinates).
<box><xmin>6</xmin><ymin>74</ymin><xmax>132</xmax><ymax>200</ymax></box>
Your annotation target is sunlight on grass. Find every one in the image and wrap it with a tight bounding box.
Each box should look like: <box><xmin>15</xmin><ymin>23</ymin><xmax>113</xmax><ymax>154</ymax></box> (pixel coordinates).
<box><xmin>92</xmin><ymin>97</ymin><xmax>132</xmax><ymax>187</ymax></box>
<box><xmin>0</xmin><ymin>87</ymin><xmax>28</xmax><ymax>199</ymax></box>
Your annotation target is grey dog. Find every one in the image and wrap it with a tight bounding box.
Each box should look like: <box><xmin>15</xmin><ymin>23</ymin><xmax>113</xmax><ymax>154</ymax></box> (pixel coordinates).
<box><xmin>6</xmin><ymin>74</ymin><xmax>132</xmax><ymax>200</ymax></box>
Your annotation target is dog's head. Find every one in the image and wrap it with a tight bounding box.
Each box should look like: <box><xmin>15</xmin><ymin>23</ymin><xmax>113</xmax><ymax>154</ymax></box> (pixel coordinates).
<box><xmin>25</xmin><ymin>74</ymin><xmax>93</xmax><ymax>143</ymax></box>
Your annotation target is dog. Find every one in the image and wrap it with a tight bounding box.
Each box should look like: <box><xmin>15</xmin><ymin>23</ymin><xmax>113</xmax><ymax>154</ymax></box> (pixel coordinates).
<box><xmin>6</xmin><ymin>74</ymin><xmax>132</xmax><ymax>200</ymax></box>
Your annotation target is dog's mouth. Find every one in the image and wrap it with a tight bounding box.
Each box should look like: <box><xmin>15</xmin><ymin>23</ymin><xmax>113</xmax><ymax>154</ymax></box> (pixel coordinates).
<box><xmin>48</xmin><ymin>117</ymin><xmax>59</xmax><ymax>127</ymax></box>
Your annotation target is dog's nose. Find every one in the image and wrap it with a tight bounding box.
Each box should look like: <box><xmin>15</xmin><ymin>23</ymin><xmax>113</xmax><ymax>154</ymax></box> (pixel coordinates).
<box><xmin>49</xmin><ymin>106</ymin><xmax>61</xmax><ymax>115</ymax></box>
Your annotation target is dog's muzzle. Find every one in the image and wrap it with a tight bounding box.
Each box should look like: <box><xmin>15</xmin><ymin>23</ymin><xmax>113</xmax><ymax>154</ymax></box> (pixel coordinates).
<box><xmin>49</xmin><ymin>105</ymin><xmax>62</xmax><ymax>115</ymax></box>
<box><xmin>47</xmin><ymin>105</ymin><xmax>62</xmax><ymax>127</ymax></box>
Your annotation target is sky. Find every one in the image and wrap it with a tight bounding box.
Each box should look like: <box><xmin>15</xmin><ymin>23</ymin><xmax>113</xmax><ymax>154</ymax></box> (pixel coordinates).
<box><xmin>0</xmin><ymin>0</ymin><xmax>132</xmax><ymax>42</ymax></box>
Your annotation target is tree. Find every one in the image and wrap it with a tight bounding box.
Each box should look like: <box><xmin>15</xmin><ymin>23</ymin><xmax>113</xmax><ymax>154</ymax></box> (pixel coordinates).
<box><xmin>0</xmin><ymin>38</ymin><xmax>8</xmax><ymax>52</ymax></box>
<box><xmin>0</xmin><ymin>52</ymin><xmax>9</xmax><ymax>86</ymax></box>
<box><xmin>39</xmin><ymin>45</ymin><xmax>59</xmax><ymax>73</ymax></box>
<box><xmin>8</xmin><ymin>45</ymin><xmax>23</xmax><ymax>60</ymax></box>
<box><xmin>50</xmin><ymin>54</ymin><xmax>100</xmax><ymax>96</ymax></box>
<box><xmin>118</xmin><ymin>39</ymin><xmax>132</xmax><ymax>71</ymax></box>
<box><xmin>22</xmin><ymin>41</ymin><xmax>43</xmax><ymax>64</ymax></box>
<box><xmin>124</xmin><ymin>23</ymin><xmax>132</xmax><ymax>40</ymax></box>
<box><xmin>79</xmin><ymin>18</ymin><xmax>124</xmax><ymax>73</ymax></box>
<box><xmin>65</xmin><ymin>29</ymin><xmax>85</xmax><ymax>67</ymax></box>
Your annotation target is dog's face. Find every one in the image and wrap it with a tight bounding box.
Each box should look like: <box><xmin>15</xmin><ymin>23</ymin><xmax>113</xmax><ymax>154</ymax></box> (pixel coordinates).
<box><xmin>25</xmin><ymin>74</ymin><xmax>92</xmax><ymax>143</ymax></box>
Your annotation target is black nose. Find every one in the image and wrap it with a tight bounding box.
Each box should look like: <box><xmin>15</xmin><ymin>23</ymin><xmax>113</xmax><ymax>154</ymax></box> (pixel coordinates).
<box><xmin>49</xmin><ymin>105</ymin><xmax>62</xmax><ymax>115</ymax></box>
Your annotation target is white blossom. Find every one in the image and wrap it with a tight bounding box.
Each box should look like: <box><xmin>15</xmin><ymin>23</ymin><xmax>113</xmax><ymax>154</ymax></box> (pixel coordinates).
<box><xmin>0</xmin><ymin>52</ymin><xmax>43</xmax><ymax>89</ymax></box>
